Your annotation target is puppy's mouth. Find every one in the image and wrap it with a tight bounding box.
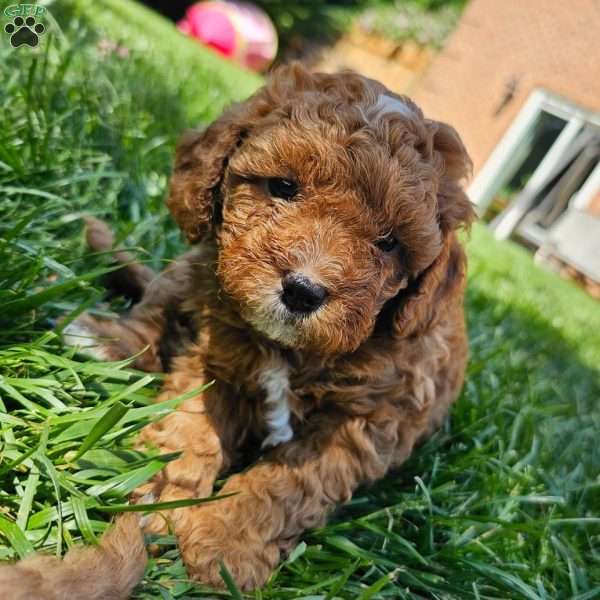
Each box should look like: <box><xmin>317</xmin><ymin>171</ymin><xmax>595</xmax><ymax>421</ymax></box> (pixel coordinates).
<box><xmin>243</xmin><ymin>280</ymin><xmax>330</xmax><ymax>347</ymax></box>
<box><xmin>245</xmin><ymin>296</ymin><xmax>313</xmax><ymax>347</ymax></box>
<box><xmin>233</xmin><ymin>268</ymin><xmax>329</xmax><ymax>347</ymax></box>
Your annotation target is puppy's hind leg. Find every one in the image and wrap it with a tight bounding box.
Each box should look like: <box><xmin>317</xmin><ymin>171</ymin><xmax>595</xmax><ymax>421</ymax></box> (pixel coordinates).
<box><xmin>61</xmin><ymin>309</ymin><xmax>165</xmax><ymax>371</ymax></box>
<box><xmin>61</xmin><ymin>218</ymin><xmax>169</xmax><ymax>371</ymax></box>
<box><xmin>84</xmin><ymin>216</ymin><xmax>156</xmax><ymax>304</ymax></box>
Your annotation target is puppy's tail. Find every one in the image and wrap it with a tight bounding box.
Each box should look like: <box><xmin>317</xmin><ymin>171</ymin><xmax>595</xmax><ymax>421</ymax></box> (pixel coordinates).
<box><xmin>0</xmin><ymin>513</ymin><xmax>147</xmax><ymax>600</ymax></box>
<box><xmin>84</xmin><ymin>216</ymin><xmax>156</xmax><ymax>304</ymax></box>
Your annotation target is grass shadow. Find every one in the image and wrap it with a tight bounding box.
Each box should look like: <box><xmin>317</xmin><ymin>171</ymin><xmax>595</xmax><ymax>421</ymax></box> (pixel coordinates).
<box><xmin>291</xmin><ymin>273</ymin><xmax>600</xmax><ymax>598</ymax></box>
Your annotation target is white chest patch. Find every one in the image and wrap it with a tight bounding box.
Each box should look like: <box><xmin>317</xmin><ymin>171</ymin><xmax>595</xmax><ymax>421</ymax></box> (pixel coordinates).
<box><xmin>259</xmin><ymin>359</ymin><xmax>293</xmax><ymax>448</ymax></box>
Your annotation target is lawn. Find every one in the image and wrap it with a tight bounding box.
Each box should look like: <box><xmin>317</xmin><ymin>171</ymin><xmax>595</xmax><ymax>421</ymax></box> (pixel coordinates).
<box><xmin>1</xmin><ymin>1</ymin><xmax>599</xmax><ymax>599</ymax></box>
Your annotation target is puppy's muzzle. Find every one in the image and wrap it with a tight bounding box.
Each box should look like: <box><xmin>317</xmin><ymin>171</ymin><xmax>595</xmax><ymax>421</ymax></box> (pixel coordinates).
<box><xmin>281</xmin><ymin>272</ymin><xmax>328</xmax><ymax>314</ymax></box>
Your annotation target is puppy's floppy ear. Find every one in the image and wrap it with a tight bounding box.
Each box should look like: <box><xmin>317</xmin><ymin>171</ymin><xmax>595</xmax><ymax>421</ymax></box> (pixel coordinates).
<box><xmin>167</xmin><ymin>63</ymin><xmax>325</xmax><ymax>243</ymax></box>
<box><xmin>427</xmin><ymin>120</ymin><xmax>475</xmax><ymax>233</ymax></box>
<box><xmin>392</xmin><ymin>121</ymin><xmax>474</xmax><ymax>338</ymax></box>
<box><xmin>167</xmin><ymin>64</ymin><xmax>316</xmax><ymax>244</ymax></box>
<box><xmin>167</xmin><ymin>105</ymin><xmax>250</xmax><ymax>243</ymax></box>
<box><xmin>392</xmin><ymin>234</ymin><xmax>467</xmax><ymax>337</ymax></box>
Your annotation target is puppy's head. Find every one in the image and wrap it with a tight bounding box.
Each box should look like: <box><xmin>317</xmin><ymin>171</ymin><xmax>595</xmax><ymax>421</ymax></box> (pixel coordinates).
<box><xmin>168</xmin><ymin>65</ymin><xmax>474</xmax><ymax>354</ymax></box>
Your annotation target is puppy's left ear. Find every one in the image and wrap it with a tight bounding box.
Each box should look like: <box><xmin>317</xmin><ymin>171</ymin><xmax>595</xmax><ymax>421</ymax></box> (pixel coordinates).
<box><xmin>392</xmin><ymin>234</ymin><xmax>468</xmax><ymax>337</ymax></box>
<box><xmin>167</xmin><ymin>104</ymin><xmax>250</xmax><ymax>243</ymax></box>
<box><xmin>427</xmin><ymin>120</ymin><xmax>475</xmax><ymax>233</ymax></box>
<box><xmin>392</xmin><ymin>121</ymin><xmax>474</xmax><ymax>337</ymax></box>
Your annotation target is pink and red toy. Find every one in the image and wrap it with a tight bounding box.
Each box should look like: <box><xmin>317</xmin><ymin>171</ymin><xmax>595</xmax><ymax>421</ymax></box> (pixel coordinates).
<box><xmin>178</xmin><ymin>1</ymin><xmax>277</xmax><ymax>72</ymax></box>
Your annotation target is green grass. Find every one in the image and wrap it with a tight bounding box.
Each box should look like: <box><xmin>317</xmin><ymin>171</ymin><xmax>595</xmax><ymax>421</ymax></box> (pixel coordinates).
<box><xmin>358</xmin><ymin>0</ymin><xmax>466</xmax><ymax>49</ymax></box>
<box><xmin>1</xmin><ymin>1</ymin><xmax>599</xmax><ymax>598</ymax></box>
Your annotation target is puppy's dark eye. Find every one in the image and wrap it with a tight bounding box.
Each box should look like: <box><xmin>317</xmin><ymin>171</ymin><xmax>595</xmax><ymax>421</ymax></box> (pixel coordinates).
<box><xmin>375</xmin><ymin>234</ymin><xmax>398</xmax><ymax>253</ymax></box>
<box><xmin>267</xmin><ymin>178</ymin><xmax>298</xmax><ymax>201</ymax></box>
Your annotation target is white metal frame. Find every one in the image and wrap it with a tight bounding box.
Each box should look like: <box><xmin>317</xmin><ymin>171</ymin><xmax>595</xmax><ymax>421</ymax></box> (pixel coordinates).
<box><xmin>492</xmin><ymin>117</ymin><xmax>583</xmax><ymax>239</ymax></box>
<box><xmin>468</xmin><ymin>89</ymin><xmax>600</xmax><ymax>236</ymax></box>
<box><xmin>468</xmin><ymin>90</ymin><xmax>548</xmax><ymax>210</ymax></box>
<box><xmin>571</xmin><ymin>161</ymin><xmax>600</xmax><ymax>211</ymax></box>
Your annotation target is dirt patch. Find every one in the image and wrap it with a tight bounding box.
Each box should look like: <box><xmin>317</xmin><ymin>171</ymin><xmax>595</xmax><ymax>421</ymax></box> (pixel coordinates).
<box><xmin>314</xmin><ymin>26</ymin><xmax>435</xmax><ymax>94</ymax></box>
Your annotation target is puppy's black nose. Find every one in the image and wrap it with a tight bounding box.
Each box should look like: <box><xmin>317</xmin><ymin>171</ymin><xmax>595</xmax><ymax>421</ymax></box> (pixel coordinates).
<box><xmin>281</xmin><ymin>273</ymin><xmax>328</xmax><ymax>314</ymax></box>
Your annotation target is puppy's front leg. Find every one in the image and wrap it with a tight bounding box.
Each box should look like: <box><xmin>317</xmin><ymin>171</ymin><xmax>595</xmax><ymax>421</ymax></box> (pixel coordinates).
<box><xmin>175</xmin><ymin>411</ymin><xmax>400</xmax><ymax>590</ymax></box>
<box><xmin>133</xmin><ymin>367</ymin><xmax>229</xmax><ymax>534</ymax></box>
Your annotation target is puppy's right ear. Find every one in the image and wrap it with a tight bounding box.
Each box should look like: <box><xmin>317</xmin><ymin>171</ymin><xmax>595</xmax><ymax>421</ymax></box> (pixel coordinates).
<box><xmin>167</xmin><ymin>105</ymin><xmax>249</xmax><ymax>243</ymax></box>
<box><xmin>167</xmin><ymin>64</ymin><xmax>314</xmax><ymax>242</ymax></box>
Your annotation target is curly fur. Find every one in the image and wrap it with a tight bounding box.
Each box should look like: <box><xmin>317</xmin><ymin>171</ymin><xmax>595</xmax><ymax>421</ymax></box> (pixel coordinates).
<box><xmin>0</xmin><ymin>514</ymin><xmax>146</xmax><ymax>600</ymax></box>
<box><xmin>1</xmin><ymin>64</ymin><xmax>474</xmax><ymax>597</ymax></box>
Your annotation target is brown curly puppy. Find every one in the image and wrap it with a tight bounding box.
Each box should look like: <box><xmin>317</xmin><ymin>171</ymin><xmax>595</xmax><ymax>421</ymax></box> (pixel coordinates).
<box><xmin>3</xmin><ymin>64</ymin><xmax>474</xmax><ymax>599</ymax></box>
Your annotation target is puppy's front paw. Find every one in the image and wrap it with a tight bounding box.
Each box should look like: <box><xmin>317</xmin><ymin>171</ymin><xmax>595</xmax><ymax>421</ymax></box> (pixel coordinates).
<box><xmin>180</xmin><ymin>515</ymin><xmax>280</xmax><ymax>590</ymax></box>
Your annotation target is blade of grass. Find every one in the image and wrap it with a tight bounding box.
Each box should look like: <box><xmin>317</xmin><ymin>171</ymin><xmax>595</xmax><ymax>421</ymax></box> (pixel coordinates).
<box><xmin>95</xmin><ymin>492</ymin><xmax>237</xmax><ymax>513</ymax></box>
<box><xmin>219</xmin><ymin>560</ymin><xmax>244</xmax><ymax>600</ymax></box>
<box><xmin>0</xmin><ymin>515</ymin><xmax>34</xmax><ymax>559</ymax></box>
<box><xmin>74</xmin><ymin>400</ymin><xmax>129</xmax><ymax>460</ymax></box>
